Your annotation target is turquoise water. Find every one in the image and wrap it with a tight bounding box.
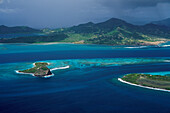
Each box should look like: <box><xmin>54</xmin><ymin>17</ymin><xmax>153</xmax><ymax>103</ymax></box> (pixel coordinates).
<box><xmin>0</xmin><ymin>43</ymin><xmax>117</xmax><ymax>54</ymax></box>
<box><xmin>144</xmin><ymin>71</ymin><xmax>170</xmax><ymax>76</ymax></box>
<box><xmin>0</xmin><ymin>44</ymin><xmax>170</xmax><ymax>113</ymax></box>
<box><xmin>159</xmin><ymin>41</ymin><xmax>170</xmax><ymax>47</ymax></box>
<box><xmin>1</xmin><ymin>43</ymin><xmax>170</xmax><ymax>54</ymax></box>
<box><xmin>1</xmin><ymin>58</ymin><xmax>169</xmax><ymax>80</ymax></box>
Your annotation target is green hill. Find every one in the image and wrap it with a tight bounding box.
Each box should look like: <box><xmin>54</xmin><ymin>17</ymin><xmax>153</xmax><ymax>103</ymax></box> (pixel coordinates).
<box><xmin>1</xmin><ymin>18</ymin><xmax>170</xmax><ymax>45</ymax></box>
<box><xmin>63</xmin><ymin>18</ymin><xmax>170</xmax><ymax>45</ymax></box>
<box><xmin>0</xmin><ymin>25</ymin><xmax>41</xmax><ymax>34</ymax></box>
<box><xmin>0</xmin><ymin>33</ymin><xmax>68</xmax><ymax>43</ymax></box>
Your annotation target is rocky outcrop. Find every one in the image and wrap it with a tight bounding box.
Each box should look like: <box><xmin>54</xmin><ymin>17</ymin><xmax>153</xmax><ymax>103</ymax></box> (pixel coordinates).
<box><xmin>34</xmin><ymin>67</ymin><xmax>52</xmax><ymax>77</ymax></box>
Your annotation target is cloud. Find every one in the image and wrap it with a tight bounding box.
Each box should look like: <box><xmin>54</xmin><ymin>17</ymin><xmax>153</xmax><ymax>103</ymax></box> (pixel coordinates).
<box><xmin>95</xmin><ymin>0</ymin><xmax>170</xmax><ymax>24</ymax></box>
<box><xmin>0</xmin><ymin>8</ymin><xmax>16</xmax><ymax>13</ymax></box>
<box><xmin>0</xmin><ymin>0</ymin><xmax>170</xmax><ymax>27</ymax></box>
<box><xmin>0</xmin><ymin>0</ymin><xmax>11</xmax><ymax>4</ymax></box>
<box><xmin>0</xmin><ymin>0</ymin><xmax>15</xmax><ymax>13</ymax></box>
<box><xmin>0</xmin><ymin>0</ymin><xmax>3</xmax><ymax>4</ymax></box>
<box><xmin>97</xmin><ymin>0</ymin><xmax>170</xmax><ymax>9</ymax></box>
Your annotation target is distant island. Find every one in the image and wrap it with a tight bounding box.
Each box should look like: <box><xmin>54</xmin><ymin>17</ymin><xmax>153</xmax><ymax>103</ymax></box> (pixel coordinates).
<box><xmin>0</xmin><ymin>18</ymin><xmax>170</xmax><ymax>46</ymax></box>
<box><xmin>0</xmin><ymin>25</ymin><xmax>41</xmax><ymax>34</ymax></box>
<box><xmin>16</xmin><ymin>62</ymin><xmax>69</xmax><ymax>78</ymax></box>
<box><xmin>118</xmin><ymin>73</ymin><xmax>170</xmax><ymax>92</ymax></box>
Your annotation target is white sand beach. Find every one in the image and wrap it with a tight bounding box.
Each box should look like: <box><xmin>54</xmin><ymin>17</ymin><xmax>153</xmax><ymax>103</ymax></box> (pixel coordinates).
<box><xmin>118</xmin><ymin>78</ymin><xmax>170</xmax><ymax>92</ymax></box>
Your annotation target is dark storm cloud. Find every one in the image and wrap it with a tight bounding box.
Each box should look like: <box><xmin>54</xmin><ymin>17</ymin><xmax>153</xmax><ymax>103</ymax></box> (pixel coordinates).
<box><xmin>0</xmin><ymin>0</ymin><xmax>170</xmax><ymax>28</ymax></box>
<box><xmin>98</xmin><ymin>0</ymin><xmax>170</xmax><ymax>9</ymax></box>
<box><xmin>0</xmin><ymin>0</ymin><xmax>107</xmax><ymax>28</ymax></box>
<box><xmin>0</xmin><ymin>0</ymin><xmax>3</xmax><ymax>4</ymax></box>
<box><xmin>96</xmin><ymin>0</ymin><xmax>170</xmax><ymax>24</ymax></box>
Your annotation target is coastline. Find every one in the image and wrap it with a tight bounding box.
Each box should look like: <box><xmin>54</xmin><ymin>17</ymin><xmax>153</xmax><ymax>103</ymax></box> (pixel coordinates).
<box><xmin>31</xmin><ymin>40</ymin><xmax>169</xmax><ymax>46</ymax></box>
<box><xmin>15</xmin><ymin>70</ymin><xmax>34</xmax><ymax>76</ymax></box>
<box><xmin>15</xmin><ymin>70</ymin><xmax>54</xmax><ymax>78</ymax></box>
<box><xmin>139</xmin><ymin>40</ymin><xmax>168</xmax><ymax>46</ymax></box>
<box><xmin>1</xmin><ymin>39</ymin><xmax>169</xmax><ymax>46</ymax></box>
<box><xmin>118</xmin><ymin>78</ymin><xmax>170</xmax><ymax>92</ymax></box>
<box><xmin>32</xmin><ymin>42</ymin><xmax>74</xmax><ymax>45</ymax></box>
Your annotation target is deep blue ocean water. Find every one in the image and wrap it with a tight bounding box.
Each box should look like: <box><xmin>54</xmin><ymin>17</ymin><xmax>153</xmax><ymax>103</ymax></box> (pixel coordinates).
<box><xmin>0</xmin><ymin>43</ymin><xmax>170</xmax><ymax>113</ymax></box>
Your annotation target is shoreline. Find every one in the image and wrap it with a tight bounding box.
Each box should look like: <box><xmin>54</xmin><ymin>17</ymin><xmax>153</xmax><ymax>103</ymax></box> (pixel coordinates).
<box><xmin>26</xmin><ymin>40</ymin><xmax>170</xmax><ymax>46</ymax></box>
<box><xmin>118</xmin><ymin>78</ymin><xmax>170</xmax><ymax>93</ymax></box>
<box><xmin>32</xmin><ymin>42</ymin><xmax>74</xmax><ymax>45</ymax></box>
<box><xmin>16</xmin><ymin>70</ymin><xmax>54</xmax><ymax>78</ymax></box>
<box><xmin>1</xmin><ymin>40</ymin><xmax>169</xmax><ymax>47</ymax></box>
<box><xmin>139</xmin><ymin>40</ymin><xmax>168</xmax><ymax>46</ymax></box>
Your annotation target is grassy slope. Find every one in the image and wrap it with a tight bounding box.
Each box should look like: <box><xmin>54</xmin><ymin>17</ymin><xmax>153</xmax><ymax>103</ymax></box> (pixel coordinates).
<box><xmin>52</xmin><ymin>21</ymin><xmax>169</xmax><ymax>46</ymax></box>
<box><xmin>19</xmin><ymin>62</ymin><xmax>49</xmax><ymax>73</ymax></box>
<box><xmin>59</xmin><ymin>33</ymin><xmax>96</xmax><ymax>43</ymax></box>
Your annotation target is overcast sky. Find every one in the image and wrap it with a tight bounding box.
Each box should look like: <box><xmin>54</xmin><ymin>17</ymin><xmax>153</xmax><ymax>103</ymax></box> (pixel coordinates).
<box><xmin>0</xmin><ymin>0</ymin><xmax>170</xmax><ymax>28</ymax></box>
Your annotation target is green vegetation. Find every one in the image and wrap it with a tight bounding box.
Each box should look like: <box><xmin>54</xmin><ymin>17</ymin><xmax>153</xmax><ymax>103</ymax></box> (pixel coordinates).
<box><xmin>121</xmin><ymin>73</ymin><xmax>170</xmax><ymax>90</ymax></box>
<box><xmin>19</xmin><ymin>62</ymin><xmax>52</xmax><ymax>77</ymax></box>
<box><xmin>0</xmin><ymin>33</ymin><xmax>68</xmax><ymax>43</ymax></box>
<box><xmin>1</xmin><ymin>18</ymin><xmax>170</xmax><ymax>45</ymax></box>
<box><xmin>19</xmin><ymin>62</ymin><xmax>48</xmax><ymax>73</ymax></box>
<box><xmin>0</xmin><ymin>25</ymin><xmax>40</xmax><ymax>34</ymax></box>
<box><xmin>60</xmin><ymin>33</ymin><xmax>96</xmax><ymax>43</ymax></box>
<box><xmin>86</xmin><ymin>27</ymin><xmax>143</xmax><ymax>45</ymax></box>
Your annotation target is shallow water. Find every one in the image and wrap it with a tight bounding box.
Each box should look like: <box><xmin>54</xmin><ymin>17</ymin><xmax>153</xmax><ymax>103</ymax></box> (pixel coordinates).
<box><xmin>0</xmin><ymin>44</ymin><xmax>170</xmax><ymax>113</ymax></box>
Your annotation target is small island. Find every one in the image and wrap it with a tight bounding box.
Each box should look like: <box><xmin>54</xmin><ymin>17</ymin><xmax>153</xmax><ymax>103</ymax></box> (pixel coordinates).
<box><xmin>17</xmin><ymin>62</ymin><xmax>53</xmax><ymax>78</ymax></box>
<box><xmin>118</xmin><ymin>73</ymin><xmax>170</xmax><ymax>92</ymax></box>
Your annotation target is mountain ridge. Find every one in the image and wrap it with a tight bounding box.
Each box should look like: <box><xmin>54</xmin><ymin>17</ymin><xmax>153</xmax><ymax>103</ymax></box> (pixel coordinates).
<box><xmin>0</xmin><ymin>25</ymin><xmax>41</xmax><ymax>34</ymax></box>
<box><xmin>0</xmin><ymin>18</ymin><xmax>170</xmax><ymax>46</ymax></box>
<box><xmin>151</xmin><ymin>18</ymin><xmax>170</xmax><ymax>27</ymax></box>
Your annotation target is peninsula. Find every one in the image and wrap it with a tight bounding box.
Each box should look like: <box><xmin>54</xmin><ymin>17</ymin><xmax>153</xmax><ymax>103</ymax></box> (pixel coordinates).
<box><xmin>118</xmin><ymin>73</ymin><xmax>170</xmax><ymax>92</ymax></box>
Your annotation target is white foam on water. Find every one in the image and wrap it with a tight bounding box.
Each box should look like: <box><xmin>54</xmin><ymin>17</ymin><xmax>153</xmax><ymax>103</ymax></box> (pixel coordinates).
<box><xmin>51</xmin><ymin>65</ymin><xmax>70</xmax><ymax>71</ymax></box>
<box><xmin>118</xmin><ymin>78</ymin><xmax>170</xmax><ymax>93</ymax></box>
<box><xmin>124</xmin><ymin>46</ymin><xmax>147</xmax><ymax>49</ymax></box>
